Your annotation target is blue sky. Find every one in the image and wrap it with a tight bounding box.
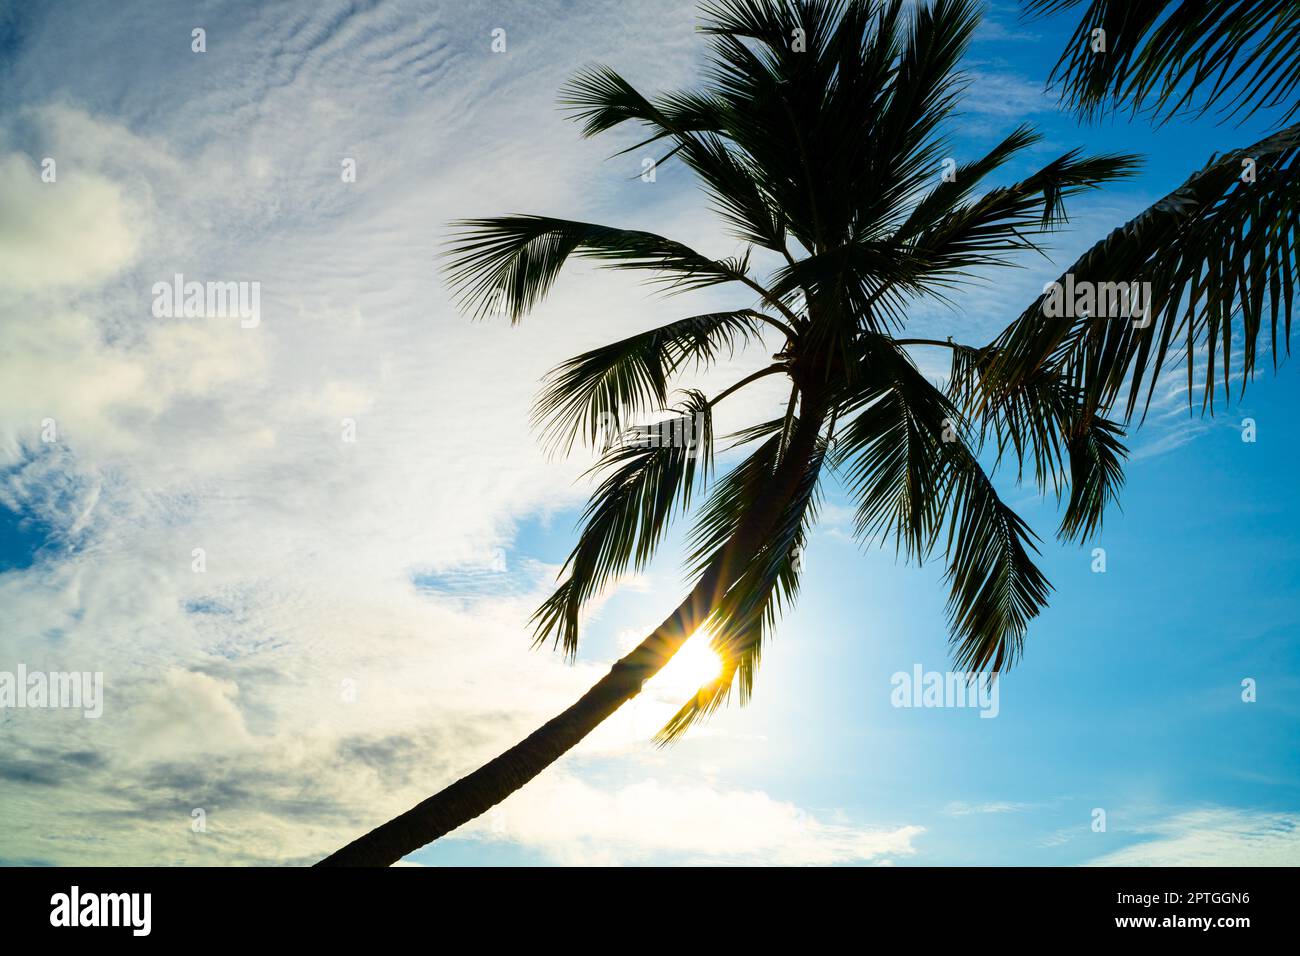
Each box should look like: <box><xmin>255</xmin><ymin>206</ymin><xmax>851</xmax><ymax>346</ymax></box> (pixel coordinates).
<box><xmin>0</xmin><ymin>0</ymin><xmax>1297</xmax><ymax>866</ymax></box>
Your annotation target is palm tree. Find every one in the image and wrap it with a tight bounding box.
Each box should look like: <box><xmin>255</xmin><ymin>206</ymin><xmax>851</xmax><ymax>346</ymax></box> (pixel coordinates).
<box><xmin>996</xmin><ymin>0</ymin><xmax>1300</xmax><ymax>418</ymax></box>
<box><xmin>317</xmin><ymin>0</ymin><xmax>1143</xmax><ymax>866</ymax></box>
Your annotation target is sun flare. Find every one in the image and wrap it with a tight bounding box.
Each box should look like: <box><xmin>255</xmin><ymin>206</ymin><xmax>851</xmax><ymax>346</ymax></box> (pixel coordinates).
<box><xmin>645</xmin><ymin>629</ymin><xmax>725</xmax><ymax>700</ymax></box>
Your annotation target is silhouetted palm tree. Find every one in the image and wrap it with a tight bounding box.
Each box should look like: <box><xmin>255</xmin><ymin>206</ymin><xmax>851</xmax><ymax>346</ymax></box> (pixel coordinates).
<box><xmin>317</xmin><ymin>0</ymin><xmax>1145</xmax><ymax>866</ymax></box>
<box><xmin>997</xmin><ymin>0</ymin><xmax>1300</xmax><ymax>417</ymax></box>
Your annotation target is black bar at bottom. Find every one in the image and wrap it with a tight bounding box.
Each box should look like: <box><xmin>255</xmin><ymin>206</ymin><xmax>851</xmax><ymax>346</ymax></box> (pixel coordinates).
<box><xmin>0</xmin><ymin>865</ymin><xmax>1286</xmax><ymax>941</ymax></box>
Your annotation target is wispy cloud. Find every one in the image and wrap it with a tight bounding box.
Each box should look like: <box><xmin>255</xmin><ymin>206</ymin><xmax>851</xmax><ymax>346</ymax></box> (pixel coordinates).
<box><xmin>960</xmin><ymin>69</ymin><xmax>1058</xmax><ymax>119</ymax></box>
<box><xmin>943</xmin><ymin>800</ymin><xmax>1034</xmax><ymax>816</ymax></box>
<box><xmin>1086</xmin><ymin>808</ymin><xmax>1300</xmax><ymax>866</ymax></box>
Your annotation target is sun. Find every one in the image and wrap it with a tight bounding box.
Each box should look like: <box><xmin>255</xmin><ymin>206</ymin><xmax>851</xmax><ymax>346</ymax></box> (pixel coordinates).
<box><xmin>644</xmin><ymin>628</ymin><xmax>724</xmax><ymax>700</ymax></box>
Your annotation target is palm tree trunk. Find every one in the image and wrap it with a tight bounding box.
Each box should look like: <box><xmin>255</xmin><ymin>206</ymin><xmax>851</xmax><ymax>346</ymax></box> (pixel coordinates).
<box><xmin>316</xmin><ymin>399</ymin><xmax>827</xmax><ymax>866</ymax></box>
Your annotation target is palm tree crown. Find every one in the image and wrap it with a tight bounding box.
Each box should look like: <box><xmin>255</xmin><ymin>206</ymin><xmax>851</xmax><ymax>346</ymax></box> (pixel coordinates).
<box><xmin>446</xmin><ymin>0</ymin><xmax>1138</xmax><ymax>738</ymax></box>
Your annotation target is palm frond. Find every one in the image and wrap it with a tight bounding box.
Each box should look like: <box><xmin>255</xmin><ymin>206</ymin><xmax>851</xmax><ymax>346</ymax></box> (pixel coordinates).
<box><xmin>901</xmin><ymin>150</ymin><xmax>1142</xmax><ymax>276</ymax></box>
<box><xmin>1025</xmin><ymin>0</ymin><xmax>1300</xmax><ymax>124</ymax></box>
<box><xmin>766</xmin><ymin>147</ymin><xmax>1139</xmax><ymax>343</ymax></box>
<box><xmin>685</xmin><ymin>428</ymin><xmax>784</xmax><ymax>578</ymax></box>
<box><xmin>444</xmin><ymin>216</ymin><xmax>748</xmax><ymax>322</ymax></box>
<box><xmin>833</xmin><ymin>340</ymin><xmax>1051</xmax><ymax>671</ymax></box>
<box><xmin>562</xmin><ymin>66</ymin><xmax>788</xmax><ymax>252</ymax></box>
<box><xmin>532</xmin><ymin>392</ymin><xmax>714</xmax><ymax>657</ymax></box>
<box><xmin>560</xmin><ymin>65</ymin><xmax>725</xmax><ymax>147</ymax></box>
<box><xmin>1059</xmin><ymin>413</ymin><xmax>1127</xmax><ymax>541</ymax></box>
<box><xmin>893</xmin><ymin>125</ymin><xmax>1044</xmax><ymax>241</ymax></box>
<box><xmin>846</xmin><ymin>0</ymin><xmax>981</xmax><ymax>243</ymax></box>
<box><xmin>832</xmin><ymin>364</ymin><xmax>952</xmax><ymax>560</ymax></box>
<box><xmin>987</xmin><ymin>121</ymin><xmax>1300</xmax><ymax>418</ymax></box>
<box><xmin>533</xmin><ymin>310</ymin><xmax>767</xmax><ymax>455</ymax></box>
<box><xmin>948</xmin><ymin>344</ymin><xmax>1127</xmax><ymax>542</ymax></box>
<box><xmin>940</xmin><ymin>440</ymin><xmax>1052</xmax><ymax>672</ymax></box>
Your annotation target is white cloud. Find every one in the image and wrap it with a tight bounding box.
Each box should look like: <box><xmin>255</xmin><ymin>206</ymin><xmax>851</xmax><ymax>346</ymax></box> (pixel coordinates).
<box><xmin>467</xmin><ymin>774</ymin><xmax>924</xmax><ymax>866</ymax></box>
<box><xmin>0</xmin><ymin>151</ymin><xmax>143</xmax><ymax>293</ymax></box>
